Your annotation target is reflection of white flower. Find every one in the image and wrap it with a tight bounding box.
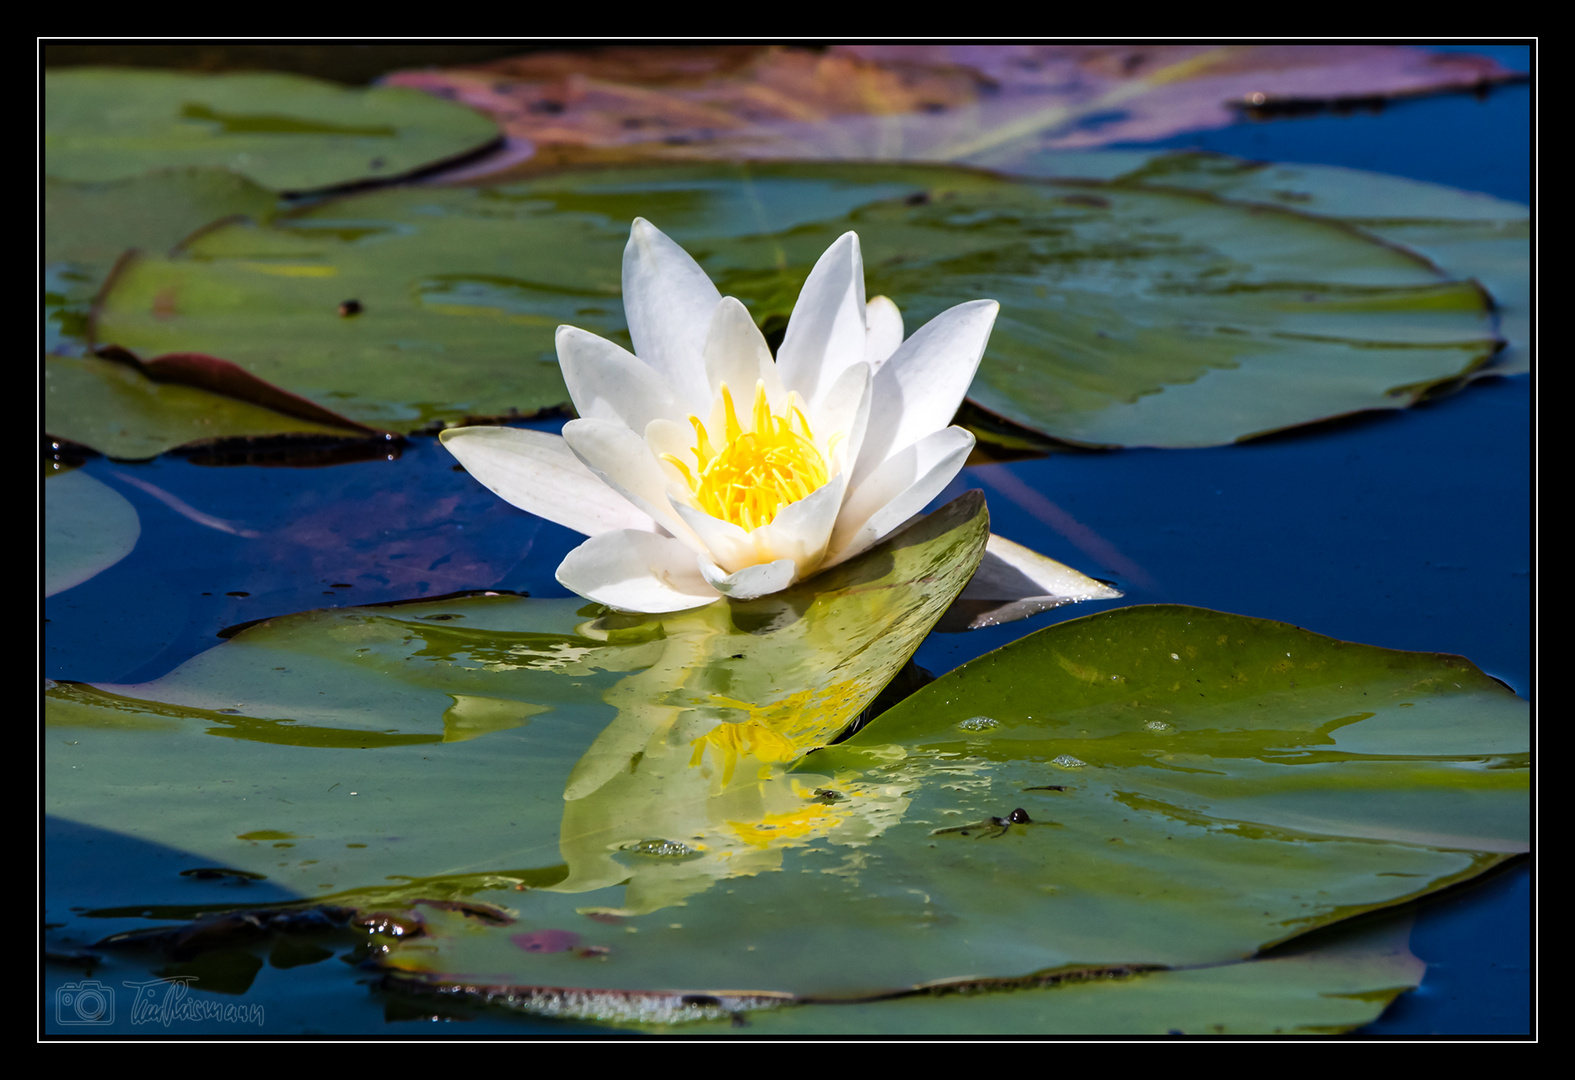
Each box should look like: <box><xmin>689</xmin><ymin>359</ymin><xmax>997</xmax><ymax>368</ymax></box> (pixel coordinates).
<box><xmin>442</xmin><ymin>218</ymin><xmax>997</xmax><ymax>613</ymax></box>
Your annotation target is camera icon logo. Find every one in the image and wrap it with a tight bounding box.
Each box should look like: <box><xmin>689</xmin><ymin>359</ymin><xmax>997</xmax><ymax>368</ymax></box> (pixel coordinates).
<box><xmin>57</xmin><ymin>980</ymin><xmax>116</xmax><ymax>1025</ymax></box>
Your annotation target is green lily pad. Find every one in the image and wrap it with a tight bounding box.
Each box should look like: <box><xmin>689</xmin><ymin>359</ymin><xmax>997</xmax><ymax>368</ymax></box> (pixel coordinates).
<box><xmin>44</xmin><ymin>169</ymin><xmax>280</xmax><ymax>357</ymax></box>
<box><xmin>44</xmin><ymin>354</ymin><xmax>371</xmax><ymax>459</ymax></box>
<box><xmin>44</xmin><ymin>467</ymin><xmax>140</xmax><ymax>597</ymax></box>
<box><xmin>623</xmin><ymin>912</ymin><xmax>1425</xmax><ymax>1034</ymax></box>
<box><xmin>45</xmin><ymin>68</ymin><xmax>500</xmax><ymax>193</ymax></box>
<box><xmin>44</xmin><ymin>169</ymin><xmax>279</xmax><ymax>277</ymax></box>
<box><xmin>87</xmin><ymin>166</ymin><xmax>925</xmax><ymax>432</ymax></box>
<box><xmin>360</xmin><ymin>604</ymin><xmax>1522</xmax><ymax>1014</ymax></box>
<box><xmin>94</xmin><ymin>162</ymin><xmax>1496</xmax><ymax>444</ymax></box>
<box><xmin>875</xmin><ymin>194</ymin><xmax>1495</xmax><ymax>447</ymax></box>
<box><xmin>1092</xmin><ymin>152</ymin><xmax>1531</xmax><ymax>377</ymax></box>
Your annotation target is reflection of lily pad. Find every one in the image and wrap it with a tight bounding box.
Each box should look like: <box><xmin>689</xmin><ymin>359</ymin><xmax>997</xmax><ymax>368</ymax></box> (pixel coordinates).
<box><xmin>44</xmin><ymin>68</ymin><xmax>500</xmax><ymax>192</ymax></box>
<box><xmin>44</xmin><ymin>468</ymin><xmax>140</xmax><ymax>597</ymax></box>
<box><xmin>94</xmin><ymin>162</ymin><xmax>1496</xmax><ymax>444</ymax></box>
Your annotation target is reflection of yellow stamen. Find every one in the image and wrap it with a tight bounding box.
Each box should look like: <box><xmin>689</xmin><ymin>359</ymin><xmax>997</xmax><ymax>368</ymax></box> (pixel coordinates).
<box><xmin>727</xmin><ymin>804</ymin><xmax>840</xmax><ymax>848</ymax></box>
<box><xmin>689</xmin><ymin>720</ymin><xmax>800</xmax><ymax>786</ymax></box>
<box><xmin>661</xmin><ymin>380</ymin><xmax>830</xmax><ymax>532</ymax></box>
<box><xmin>687</xmin><ymin>676</ymin><xmax>868</xmax><ymax>783</ymax></box>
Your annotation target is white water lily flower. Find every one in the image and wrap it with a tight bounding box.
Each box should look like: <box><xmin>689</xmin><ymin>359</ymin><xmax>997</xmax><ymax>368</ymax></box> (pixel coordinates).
<box><xmin>441</xmin><ymin>218</ymin><xmax>998</xmax><ymax>613</ymax></box>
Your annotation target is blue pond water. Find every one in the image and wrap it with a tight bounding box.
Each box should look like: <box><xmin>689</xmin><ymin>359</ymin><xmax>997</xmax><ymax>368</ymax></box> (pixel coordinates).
<box><xmin>44</xmin><ymin>47</ymin><xmax>1532</xmax><ymax>1035</ymax></box>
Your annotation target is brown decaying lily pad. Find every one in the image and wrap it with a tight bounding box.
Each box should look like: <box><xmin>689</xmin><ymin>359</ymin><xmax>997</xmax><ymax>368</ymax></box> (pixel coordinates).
<box><xmin>384</xmin><ymin>44</ymin><xmax>1523</xmax><ymax>181</ymax></box>
<box><xmin>388</xmin><ymin>46</ymin><xmax>981</xmax><ymax>149</ymax></box>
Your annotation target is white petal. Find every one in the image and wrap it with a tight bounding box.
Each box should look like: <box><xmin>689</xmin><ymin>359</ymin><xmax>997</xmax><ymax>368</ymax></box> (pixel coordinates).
<box><xmin>645</xmin><ymin>417</ymin><xmax>700</xmax><ymax>488</ymax></box>
<box><xmin>557</xmin><ymin>530</ymin><xmax>721</xmax><ymax>612</ymax></box>
<box><xmin>622</xmin><ymin>218</ymin><xmax>718</xmax><ymax>415</ymax></box>
<box><xmin>750</xmin><ymin>471</ymin><xmax>848</xmax><ymax>576</ymax></box>
<box><xmin>703</xmin><ymin>296</ymin><xmax>785</xmax><ymax>406</ymax></box>
<box><xmin>671</xmin><ymin>501</ymin><xmax>756</xmax><ymax>573</ymax></box>
<box><xmin>964</xmin><ymin>534</ymin><xmax>1124</xmax><ymax>603</ymax></box>
<box><xmin>826</xmin><ymin>426</ymin><xmax>976</xmax><ymax>568</ymax></box>
<box><xmin>864</xmin><ymin>295</ymin><xmax>904</xmax><ymax>372</ymax></box>
<box><xmin>853</xmin><ymin>299</ymin><xmax>998</xmax><ymax>490</ymax></box>
<box><xmin>439</xmin><ymin>426</ymin><xmax>657</xmax><ymax>537</ymax></box>
<box><xmin>776</xmin><ymin>232</ymin><xmax>868</xmax><ymax>418</ymax></box>
<box><xmin>697</xmin><ymin>555</ymin><xmax>799</xmax><ymax>600</ymax></box>
<box><xmin>561</xmin><ymin>418</ymin><xmax>701</xmax><ymax>548</ymax></box>
<box><xmin>557</xmin><ymin>326</ymin><xmax>679</xmax><ymax>430</ymax></box>
<box><xmin>809</xmin><ymin>361</ymin><xmax>871</xmax><ymax>476</ymax></box>
<box><xmin>938</xmin><ymin>535</ymin><xmax>1122</xmax><ymax>632</ymax></box>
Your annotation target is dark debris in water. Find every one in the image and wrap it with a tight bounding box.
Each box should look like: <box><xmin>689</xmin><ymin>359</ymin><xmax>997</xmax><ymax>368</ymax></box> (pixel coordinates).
<box><xmin>45</xmin><ymin>948</ymin><xmax>104</xmax><ymax>969</ymax></box>
<box><xmin>410</xmin><ymin>898</ymin><xmax>515</xmax><ymax>925</ymax></box>
<box><xmin>511</xmin><ymin>929</ymin><xmax>581</xmax><ymax>953</ymax></box>
<box><xmin>45</xmin><ymin>435</ymin><xmax>101</xmax><ymax>468</ymax></box>
<box><xmin>86</xmin><ymin>895</ymin><xmax>519</xmax><ymax>971</ymax></box>
<box><xmin>92</xmin><ymin>904</ymin><xmax>357</xmax><ymax>959</ymax></box>
<box><xmin>930</xmin><ymin>807</ymin><xmax>1041</xmax><ymax>839</ymax></box>
<box><xmin>355</xmin><ymin>910</ymin><xmax>426</xmax><ymax>941</ymax></box>
<box><xmin>1232</xmin><ymin>69</ymin><xmax>1528</xmax><ymax>121</ymax></box>
<box><xmin>173</xmin><ymin>432</ymin><xmax>404</xmax><ymax>468</ymax></box>
<box><xmin>179</xmin><ymin>866</ymin><xmax>268</xmax><ymax>883</ymax></box>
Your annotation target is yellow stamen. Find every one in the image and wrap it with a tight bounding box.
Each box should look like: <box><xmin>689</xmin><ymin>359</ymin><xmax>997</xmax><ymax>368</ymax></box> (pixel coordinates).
<box><xmin>722</xmin><ymin>384</ymin><xmax>743</xmax><ymax>444</ymax></box>
<box><xmin>663</xmin><ymin>380</ymin><xmax>830</xmax><ymax>531</ymax></box>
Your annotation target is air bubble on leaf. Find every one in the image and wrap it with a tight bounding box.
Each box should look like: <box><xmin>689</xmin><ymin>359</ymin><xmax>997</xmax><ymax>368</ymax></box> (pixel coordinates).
<box><xmin>1052</xmin><ymin>754</ymin><xmax>1088</xmax><ymax>768</ymax></box>
<box><xmin>958</xmin><ymin>716</ymin><xmax>999</xmax><ymax>732</ymax></box>
<box><xmin>622</xmin><ymin>839</ymin><xmax>698</xmax><ymax>858</ymax></box>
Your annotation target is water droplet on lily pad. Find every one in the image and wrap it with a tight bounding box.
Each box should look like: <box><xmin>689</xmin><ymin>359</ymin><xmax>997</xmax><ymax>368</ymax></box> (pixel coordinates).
<box><xmin>958</xmin><ymin>716</ymin><xmax>998</xmax><ymax>731</ymax></box>
<box><xmin>1051</xmin><ymin>754</ymin><xmax>1088</xmax><ymax>768</ymax></box>
<box><xmin>1144</xmin><ymin>720</ymin><xmax>1171</xmax><ymax>732</ymax></box>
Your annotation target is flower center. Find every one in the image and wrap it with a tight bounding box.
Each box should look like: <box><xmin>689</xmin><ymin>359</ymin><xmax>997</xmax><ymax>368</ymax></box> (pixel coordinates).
<box><xmin>663</xmin><ymin>381</ymin><xmax>830</xmax><ymax>532</ymax></box>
